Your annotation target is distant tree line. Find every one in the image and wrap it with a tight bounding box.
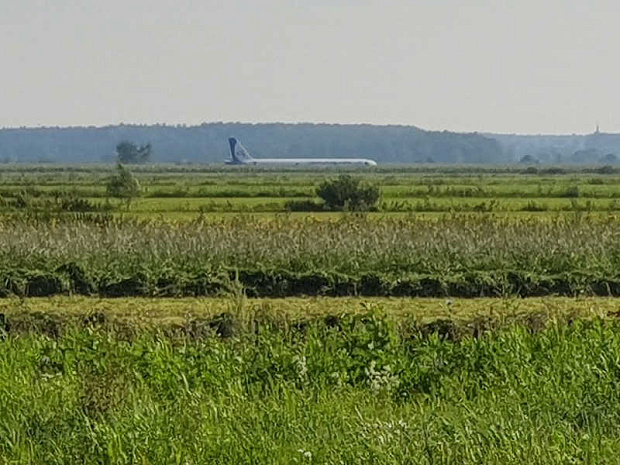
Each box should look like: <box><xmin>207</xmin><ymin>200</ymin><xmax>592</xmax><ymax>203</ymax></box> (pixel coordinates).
<box><xmin>0</xmin><ymin>123</ymin><xmax>502</xmax><ymax>164</ymax></box>
<box><xmin>492</xmin><ymin>132</ymin><xmax>620</xmax><ymax>164</ymax></box>
<box><xmin>1</xmin><ymin>122</ymin><xmax>620</xmax><ymax>164</ymax></box>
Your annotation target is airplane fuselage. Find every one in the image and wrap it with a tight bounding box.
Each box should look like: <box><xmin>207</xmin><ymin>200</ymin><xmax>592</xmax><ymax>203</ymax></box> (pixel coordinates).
<box><xmin>226</xmin><ymin>158</ymin><xmax>377</xmax><ymax>166</ymax></box>
<box><xmin>225</xmin><ymin>137</ymin><xmax>377</xmax><ymax>166</ymax></box>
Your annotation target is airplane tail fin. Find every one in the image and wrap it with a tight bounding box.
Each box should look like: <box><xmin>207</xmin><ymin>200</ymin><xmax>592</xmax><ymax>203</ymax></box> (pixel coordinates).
<box><xmin>228</xmin><ymin>137</ymin><xmax>254</xmax><ymax>164</ymax></box>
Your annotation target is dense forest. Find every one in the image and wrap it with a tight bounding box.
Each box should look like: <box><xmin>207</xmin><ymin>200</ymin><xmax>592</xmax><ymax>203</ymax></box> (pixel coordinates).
<box><xmin>0</xmin><ymin>122</ymin><xmax>619</xmax><ymax>164</ymax></box>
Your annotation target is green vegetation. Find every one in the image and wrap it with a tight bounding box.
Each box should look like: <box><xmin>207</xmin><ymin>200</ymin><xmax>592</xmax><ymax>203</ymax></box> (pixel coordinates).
<box><xmin>3</xmin><ymin>165</ymin><xmax>620</xmax><ymax>216</ymax></box>
<box><xmin>316</xmin><ymin>174</ymin><xmax>381</xmax><ymax>211</ymax></box>
<box><xmin>105</xmin><ymin>163</ymin><xmax>142</xmax><ymax>206</ymax></box>
<box><xmin>3</xmin><ymin>165</ymin><xmax>620</xmax><ymax>461</ymax></box>
<box><xmin>0</xmin><ymin>214</ymin><xmax>618</xmax><ymax>297</ymax></box>
<box><xmin>2</xmin><ymin>303</ymin><xmax>620</xmax><ymax>462</ymax></box>
<box><xmin>0</xmin><ymin>167</ymin><xmax>620</xmax><ymax>298</ymax></box>
<box><xmin>11</xmin><ymin>168</ymin><xmax>620</xmax><ymax>298</ymax></box>
<box><xmin>0</xmin><ymin>295</ymin><xmax>614</xmax><ymax>328</ymax></box>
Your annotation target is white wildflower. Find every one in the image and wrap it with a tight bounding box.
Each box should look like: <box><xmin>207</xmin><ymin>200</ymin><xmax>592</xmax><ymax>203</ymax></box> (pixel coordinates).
<box><xmin>365</xmin><ymin>361</ymin><xmax>400</xmax><ymax>392</ymax></box>
<box><xmin>293</xmin><ymin>355</ymin><xmax>308</xmax><ymax>382</ymax></box>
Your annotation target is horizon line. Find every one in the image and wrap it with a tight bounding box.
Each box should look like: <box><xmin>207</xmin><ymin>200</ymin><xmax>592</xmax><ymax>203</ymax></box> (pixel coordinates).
<box><xmin>0</xmin><ymin>121</ymin><xmax>608</xmax><ymax>137</ymax></box>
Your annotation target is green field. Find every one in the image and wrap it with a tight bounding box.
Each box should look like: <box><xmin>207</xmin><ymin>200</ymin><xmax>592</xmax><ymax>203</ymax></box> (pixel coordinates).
<box><xmin>2</xmin><ymin>165</ymin><xmax>620</xmax><ymax>462</ymax></box>
<box><xmin>2</xmin><ymin>296</ymin><xmax>620</xmax><ymax>462</ymax></box>
<box><xmin>2</xmin><ymin>164</ymin><xmax>620</xmax><ymax>216</ymax></box>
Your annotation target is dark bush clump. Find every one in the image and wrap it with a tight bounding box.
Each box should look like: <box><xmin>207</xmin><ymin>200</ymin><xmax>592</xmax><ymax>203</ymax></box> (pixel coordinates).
<box><xmin>316</xmin><ymin>175</ymin><xmax>381</xmax><ymax>211</ymax></box>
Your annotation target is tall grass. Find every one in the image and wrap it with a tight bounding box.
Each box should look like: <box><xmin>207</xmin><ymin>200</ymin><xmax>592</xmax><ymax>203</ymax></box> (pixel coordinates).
<box><xmin>1</xmin><ymin>312</ymin><xmax>620</xmax><ymax>463</ymax></box>
<box><xmin>0</xmin><ymin>214</ymin><xmax>619</xmax><ymax>296</ymax></box>
<box><xmin>0</xmin><ymin>214</ymin><xmax>617</xmax><ymax>275</ymax></box>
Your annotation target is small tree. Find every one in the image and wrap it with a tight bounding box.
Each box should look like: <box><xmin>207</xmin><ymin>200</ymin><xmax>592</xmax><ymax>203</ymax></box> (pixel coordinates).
<box><xmin>106</xmin><ymin>163</ymin><xmax>141</xmax><ymax>207</ymax></box>
<box><xmin>316</xmin><ymin>174</ymin><xmax>381</xmax><ymax>211</ymax></box>
<box><xmin>115</xmin><ymin>141</ymin><xmax>151</xmax><ymax>164</ymax></box>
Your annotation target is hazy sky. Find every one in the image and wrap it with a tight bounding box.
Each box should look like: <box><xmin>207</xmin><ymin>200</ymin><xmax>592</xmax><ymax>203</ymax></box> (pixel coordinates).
<box><xmin>1</xmin><ymin>0</ymin><xmax>618</xmax><ymax>133</ymax></box>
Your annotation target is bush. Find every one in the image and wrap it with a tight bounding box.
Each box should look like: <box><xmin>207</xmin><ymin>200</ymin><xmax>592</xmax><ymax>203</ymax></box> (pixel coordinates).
<box><xmin>106</xmin><ymin>163</ymin><xmax>141</xmax><ymax>204</ymax></box>
<box><xmin>316</xmin><ymin>175</ymin><xmax>381</xmax><ymax>211</ymax></box>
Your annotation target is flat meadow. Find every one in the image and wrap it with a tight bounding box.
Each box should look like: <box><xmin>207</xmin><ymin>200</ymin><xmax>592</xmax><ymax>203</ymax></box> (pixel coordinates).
<box><xmin>3</xmin><ymin>164</ymin><xmax>620</xmax><ymax>216</ymax></box>
<box><xmin>2</xmin><ymin>164</ymin><xmax>620</xmax><ymax>463</ymax></box>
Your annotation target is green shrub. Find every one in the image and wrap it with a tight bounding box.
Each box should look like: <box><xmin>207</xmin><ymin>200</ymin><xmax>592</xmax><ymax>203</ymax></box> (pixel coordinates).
<box><xmin>316</xmin><ymin>175</ymin><xmax>380</xmax><ymax>211</ymax></box>
<box><xmin>106</xmin><ymin>163</ymin><xmax>141</xmax><ymax>204</ymax></box>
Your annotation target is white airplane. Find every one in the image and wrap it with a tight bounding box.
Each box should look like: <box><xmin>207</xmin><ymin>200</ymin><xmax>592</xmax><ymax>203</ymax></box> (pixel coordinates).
<box><xmin>226</xmin><ymin>138</ymin><xmax>377</xmax><ymax>166</ymax></box>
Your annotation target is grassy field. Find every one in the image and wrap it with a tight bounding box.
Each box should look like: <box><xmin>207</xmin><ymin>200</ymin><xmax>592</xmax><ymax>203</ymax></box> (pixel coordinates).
<box><xmin>2</xmin><ymin>297</ymin><xmax>620</xmax><ymax>462</ymax></box>
<box><xmin>3</xmin><ymin>164</ymin><xmax>620</xmax><ymax>462</ymax></box>
<box><xmin>3</xmin><ymin>164</ymin><xmax>620</xmax><ymax>216</ymax></box>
